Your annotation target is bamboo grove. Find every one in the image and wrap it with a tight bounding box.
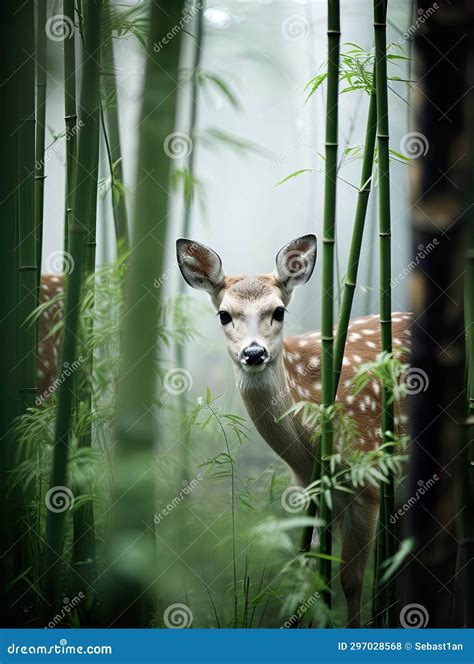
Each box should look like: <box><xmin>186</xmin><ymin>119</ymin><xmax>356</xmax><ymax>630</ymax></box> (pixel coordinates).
<box><xmin>0</xmin><ymin>0</ymin><xmax>472</xmax><ymax>629</ymax></box>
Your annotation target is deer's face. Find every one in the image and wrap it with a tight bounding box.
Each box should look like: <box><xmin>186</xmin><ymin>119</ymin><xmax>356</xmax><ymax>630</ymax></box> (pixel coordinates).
<box><xmin>176</xmin><ymin>235</ymin><xmax>317</xmax><ymax>375</ymax></box>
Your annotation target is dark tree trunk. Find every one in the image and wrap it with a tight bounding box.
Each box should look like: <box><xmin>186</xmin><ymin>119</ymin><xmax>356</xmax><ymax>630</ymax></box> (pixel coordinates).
<box><xmin>406</xmin><ymin>0</ymin><xmax>473</xmax><ymax>628</ymax></box>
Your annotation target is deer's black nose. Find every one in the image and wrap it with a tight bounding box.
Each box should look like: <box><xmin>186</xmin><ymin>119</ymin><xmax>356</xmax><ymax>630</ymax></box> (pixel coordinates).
<box><xmin>243</xmin><ymin>345</ymin><xmax>267</xmax><ymax>366</ymax></box>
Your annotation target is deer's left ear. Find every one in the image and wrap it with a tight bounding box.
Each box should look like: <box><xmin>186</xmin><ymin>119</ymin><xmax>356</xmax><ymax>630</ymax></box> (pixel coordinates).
<box><xmin>176</xmin><ymin>238</ymin><xmax>225</xmax><ymax>295</ymax></box>
<box><xmin>274</xmin><ymin>234</ymin><xmax>317</xmax><ymax>293</ymax></box>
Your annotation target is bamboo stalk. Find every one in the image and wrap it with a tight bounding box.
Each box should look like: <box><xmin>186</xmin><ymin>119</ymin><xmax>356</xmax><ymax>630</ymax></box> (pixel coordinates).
<box><xmin>44</xmin><ymin>0</ymin><xmax>102</xmax><ymax>611</ymax></box>
<box><xmin>103</xmin><ymin>0</ymin><xmax>185</xmax><ymax>626</ymax></box>
<box><xmin>70</xmin><ymin>0</ymin><xmax>102</xmax><ymax>596</ymax></box>
<box><xmin>176</xmin><ymin>0</ymin><xmax>204</xmax><ymax>484</ymax></box>
<box><xmin>319</xmin><ymin>0</ymin><xmax>340</xmax><ymax>609</ymax></box>
<box><xmin>35</xmin><ymin>0</ymin><xmax>47</xmax><ymax>278</ymax></box>
<box><xmin>0</xmin><ymin>0</ymin><xmax>35</xmax><ymax>624</ymax></box>
<box><xmin>101</xmin><ymin>0</ymin><xmax>129</xmax><ymax>251</ymax></box>
<box><xmin>63</xmin><ymin>0</ymin><xmax>77</xmax><ymax>256</ymax></box>
<box><xmin>374</xmin><ymin>0</ymin><xmax>396</xmax><ymax>627</ymax></box>
<box><xmin>0</xmin><ymin>3</ymin><xmax>19</xmax><ymax>622</ymax></box>
<box><xmin>18</xmin><ymin>1</ymin><xmax>37</xmax><ymax>414</ymax></box>
<box><xmin>333</xmin><ymin>88</ymin><xmax>376</xmax><ymax>395</ymax></box>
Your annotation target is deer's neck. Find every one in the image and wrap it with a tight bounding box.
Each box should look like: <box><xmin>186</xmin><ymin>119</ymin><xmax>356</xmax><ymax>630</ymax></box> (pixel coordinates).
<box><xmin>236</xmin><ymin>354</ymin><xmax>316</xmax><ymax>486</ymax></box>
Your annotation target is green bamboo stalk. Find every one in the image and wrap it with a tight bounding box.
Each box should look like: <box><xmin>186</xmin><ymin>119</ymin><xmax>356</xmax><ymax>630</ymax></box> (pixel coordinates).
<box><xmin>176</xmin><ymin>0</ymin><xmax>204</xmax><ymax>484</ymax></box>
<box><xmin>0</xmin><ymin>3</ymin><xmax>19</xmax><ymax>622</ymax></box>
<box><xmin>333</xmin><ymin>89</ymin><xmax>376</xmax><ymax>395</ymax></box>
<box><xmin>63</xmin><ymin>0</ymin><xmax>77</xmax><ymax>256</ymax></box>
<box><xmin>180</xmin><ymin>1</ymin><xmax>203</xmax><ymax>245</ymax></box>
<box><xmin>319</xmin><ymin>0</ymin><xmax>340</xmax><ymax>609</ymax></box>
<box><xmin>18</xmin><ymin>2</ymin><xmax>37</xmax><ymax>414</ymax></box>
<box><xmin>44</xmin><ymin>0</ymin><xmax>102</xmax><ymax>611</ymax></box>
<box><xmin>300</xmin><ymin>88</ymin><xmax>377</xmax><ymax>557</ymax></box>
<box><xmin>334</xmin><ymin>3</ymin><xmax>387</xmax><ymax>396</ymax></box>
<box><xmin>35</xmin><ymin>0</ymin><xmax>47</xmax><ymax>278</ymax></box>
<box><xmin>363</xmin><ymin>190</ymin><xmax>377</xmax><ymax>316</ymax></box>
<box><xmin>16</xmin><ymin>0</ymin><xmax>37</xmax><ymax>617</ymax></box>
<box><xmin>374</xmin><ymin>0</ymin><xmax>396</xmax><ymax>627</ymax></box>
<box><xmin>101</xmin><ymin>0</ymin><xmax>129</xmax><ymax>251</ymax></box>
<box><xmin>103</xmin><ymin>0</ymin><xmax>185</xmax><ymax>626</ymax></box>
<box><xmin>0</xmin><ymin>1</ymin><xmax>34</xmax><ymax>624</ymax></box>
<box><xmin>70</xmin><ymin>0</ymin><xmax>102</xmax><ymax>592</ymax></box>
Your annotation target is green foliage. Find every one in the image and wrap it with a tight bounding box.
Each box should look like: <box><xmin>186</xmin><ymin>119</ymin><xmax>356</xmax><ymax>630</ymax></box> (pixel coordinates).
<box><xmin>195</xmin><ymin>70</ymin><xmax>242</xmax><ymax>111</ymax></box>
<box><xmin>305</xmin><ymin>42</ymin><xmax>411</xmax><ymax>100</ymax></box>
<box><xmin>352</xmin><ymin>350</ymin><xmax>410</xmax><ymax>406</ymax></box>
<box><xmin>106</xmin><ymin>3</ymin><xmax>149</xmax><ymax>47</ymax></box>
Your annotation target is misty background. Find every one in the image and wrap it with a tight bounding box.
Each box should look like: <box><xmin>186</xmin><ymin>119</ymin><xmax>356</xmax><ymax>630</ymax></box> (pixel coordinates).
<box><xmin>41</xmin><ymin>0</ymin><xmax>413</xmax><ymax>465</ymax></box>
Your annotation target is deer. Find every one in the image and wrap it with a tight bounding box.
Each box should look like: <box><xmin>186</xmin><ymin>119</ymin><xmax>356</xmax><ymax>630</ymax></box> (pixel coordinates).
<box><xmin>37</xmin><ymin>235</ymin><xmax>410</xmax><ymax>626</ymax></box>
<box><xmin>176</xmin><ymin>234</ymin><xmax>411</xmax><ymax>627</ymax></box>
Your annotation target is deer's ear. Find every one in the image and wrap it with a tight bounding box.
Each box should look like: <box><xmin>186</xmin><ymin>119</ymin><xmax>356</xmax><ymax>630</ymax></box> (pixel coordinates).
<box><xmin>176</xmin><ymin>238</ymin><xmax>225</xmax><ymax>294</ymax></box>
<box><xmin>274</xmin><ymin>234</ymin><xmax>317</xmax><ymax>292</ymax></box>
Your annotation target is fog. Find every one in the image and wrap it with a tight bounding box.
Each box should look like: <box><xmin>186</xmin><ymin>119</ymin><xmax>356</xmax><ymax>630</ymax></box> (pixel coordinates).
<box><xmin>42</xmin><ymin>0</ymin><xmax>413</xmax><ymax>441</ymax></box>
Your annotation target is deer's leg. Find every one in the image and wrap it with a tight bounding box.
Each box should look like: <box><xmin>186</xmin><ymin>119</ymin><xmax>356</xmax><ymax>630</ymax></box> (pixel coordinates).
<box><xmin>339</xmin><ymin>492</ymin><xmax>378</xmax><ymax>628</ymax></box>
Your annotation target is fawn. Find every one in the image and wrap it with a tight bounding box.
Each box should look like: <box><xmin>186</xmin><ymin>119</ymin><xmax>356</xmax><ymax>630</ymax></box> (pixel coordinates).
<box><xmin>37</xmin><ymin>235</ymin><xmax>410</xmax><ymax>626</ymax></box>
<box><xmin>176</xmin><ymin>234</ymin><xmax>411</xmax><ymax>627</ymax></box>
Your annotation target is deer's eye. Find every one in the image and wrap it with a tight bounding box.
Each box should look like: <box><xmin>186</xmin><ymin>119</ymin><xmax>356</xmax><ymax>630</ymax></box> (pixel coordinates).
<box><xmin>272</xmin><ymin>306</ymin><xmax>286</xmax><ymax>322</ymax></box>
<box><xmin>218</xmin><ymin>310</ymin><xmax>232</xmax><ymax>326</ymax></box>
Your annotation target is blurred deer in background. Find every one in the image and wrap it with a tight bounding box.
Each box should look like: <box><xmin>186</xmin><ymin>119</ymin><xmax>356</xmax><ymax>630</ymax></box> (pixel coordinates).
<box><xmin>37</xmin><ymin>275</ymin><xmax>64</xmax><ymax>401</ymax></box>
<box><xmin>177</xmin><ymin>234</ymin><xmax>411</xmax><ymax>627</ymax></box>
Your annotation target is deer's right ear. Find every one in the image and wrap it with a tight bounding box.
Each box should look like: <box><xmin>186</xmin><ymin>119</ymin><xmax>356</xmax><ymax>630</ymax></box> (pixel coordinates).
<box><xmin>176</xmin><ymin>239</ymin><xmax>225</xmax><ymax>294</ymax></box>
<box><xmin>274</xmin><ymin>234</ymin><xmax>317</xmax><ymax>293</ymax></box>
